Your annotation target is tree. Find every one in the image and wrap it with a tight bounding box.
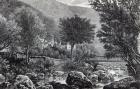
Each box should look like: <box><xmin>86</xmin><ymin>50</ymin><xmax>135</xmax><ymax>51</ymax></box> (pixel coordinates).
<box><xmin>59</xmin><ymin>15</ymin><xmax>95</xmax><ymax>59</ymax></box>
<box><xmin>0</xmin><ymin>0</ymin><xmax>19</xmax><ymax>18</ymax></box>
<box><xmin>89</xmin><ymin>0</ymin><xmax>140</xmax><ymax>76</ymax></box>
<box><xmin>0</xmin><ymin>14</ymin><xmax>21</xmax><ymax>51</ymax></box>
<box><xmin>15</xmin><ymin>7</ymin><xmax>45</xmax><ymax>63</ymax></box>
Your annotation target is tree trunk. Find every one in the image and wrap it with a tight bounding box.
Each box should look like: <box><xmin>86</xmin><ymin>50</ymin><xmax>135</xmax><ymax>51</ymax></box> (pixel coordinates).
<box><xmin>26</xmin><ymin>45</ymin><xmax>30</xmax><ymax>64</ymax></box>
<box><xmin>71</xmin><ymin>44</ymin><xmax>74</xmax><ymax>60</ymax></box>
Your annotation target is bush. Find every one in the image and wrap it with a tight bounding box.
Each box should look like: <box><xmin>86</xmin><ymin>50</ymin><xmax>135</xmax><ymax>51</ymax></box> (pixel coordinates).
<box><xmin>62</xmin><ymin>60</ymin><xmax>95</xmax><ymax>76</ymax></box>
<box><xmin>73</xmin><ymin>44</ymin><xmax>96</xmax><ymax>62</ymax></box>
<box><xmin>29</xmin><ymin>57</ymin><xmax>55</xmax><ymax>75</ymax></box>
<box><xmin>62</xmin><ymin>60</ymin><xmax>78</xmax><ymax>72</ymax></box>
<box><xmin>43</xmin><ymin>45</ymin><xmax>70</xmax><ymax>59</ymax></box>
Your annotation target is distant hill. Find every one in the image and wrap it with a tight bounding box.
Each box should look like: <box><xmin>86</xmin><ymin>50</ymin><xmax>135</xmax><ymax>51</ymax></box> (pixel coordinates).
<box><xmin>18</xmin><ymin>0</ymin><xmax>100</xmax><ymax>25</ymax></box>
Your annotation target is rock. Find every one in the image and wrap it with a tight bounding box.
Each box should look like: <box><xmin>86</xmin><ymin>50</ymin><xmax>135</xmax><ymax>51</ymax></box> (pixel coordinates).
<box><xmin>66</xmin><ymin>71</ymin><xmax>92</xmax><ymax>89</ymax></box>
<box><xmin>26</xmin><ymin>73</ymin><xmax>38</xmax><ymax>85</ymax></box>
<box><xmin>89</xmin><ymin>74</ymin><xmax>98</xmax><ymax>84</ymax></box>
<box><xmin>93</xmin><ymin>70</ymin><xmax>114</xmax><ymax>83</ymax></box>
<box><xmin>14</xmin><ymin>75</ymin><xmax>36</xmax><ymax>89</ymax></box>
<box><xmin>103</xmin><ymin>76</ymin><xmax>135</xmax><ymax>89</ymax></box>
<box><xmin>0</xmin><ymin>74</ymin><xmax>5</xmax><ymax>84</ymax></box>
<box><xmin>49</xmin><ymin>81</ymin><xmax>78</xmax><ymax>89</ymax></box>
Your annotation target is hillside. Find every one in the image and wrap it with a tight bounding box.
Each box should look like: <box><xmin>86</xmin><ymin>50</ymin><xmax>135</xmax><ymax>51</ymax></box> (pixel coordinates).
<box><xmin>18</xmin><ymin>0</ymin><xmax>100</xmax><ymax>25</ymax></box>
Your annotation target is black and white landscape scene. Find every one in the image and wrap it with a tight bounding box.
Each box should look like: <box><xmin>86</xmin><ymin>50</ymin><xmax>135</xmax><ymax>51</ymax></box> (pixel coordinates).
<box><xmin>0</xmin><ymin>0</ymin><xmax>140</xmax><ymax>89</ymax></box>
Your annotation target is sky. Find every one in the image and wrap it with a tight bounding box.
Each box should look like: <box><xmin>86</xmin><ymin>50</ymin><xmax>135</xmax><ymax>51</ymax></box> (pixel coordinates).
<box><xmin>56</xmin><ymin>0</ymin><xmax>90</xmax><ymax>8</ymax></box>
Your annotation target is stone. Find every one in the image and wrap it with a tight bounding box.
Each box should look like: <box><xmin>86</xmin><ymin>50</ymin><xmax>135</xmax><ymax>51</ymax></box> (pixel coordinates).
<box><xmin>14</xmin><ymin>75</ymin><xmax>36</xmax><ymax>89</ymax></box>
<box><xmin>66</xmin><ymin>71</ymin><xmax>92</xmax><ymax>89</ymax></box>
<box><xmin>49</xmin><ymin>81</ymin><xmax>78</xmax><ymax>89</ymax></box>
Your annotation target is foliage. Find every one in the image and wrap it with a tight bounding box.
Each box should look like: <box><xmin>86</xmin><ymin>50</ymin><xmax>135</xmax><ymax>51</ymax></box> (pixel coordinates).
<box><xmin>73</xmin><ymin>44</ymin><xmax>96</xmax><ymax>62</ymax></box>
<box><xmin>0</xmin><ymin>57</ymin><xmax>10</xmax><ymax>76</ymax></box>
<box><xmin>14</xmin><ymin>7</ymin><xmax>45</xmax><ymax>62</ymax></box>
<box><xmin>0</xmin><ymin>0</ymin><xmax>20</xmax><ymax>18</ymax></box>
<box><xmin>29</xmin><ymin>57</ymin><xmax>55</xmax><ymax>75</ymax></box>
<box><xmin>59</xmin><ymin>15</ymin><xmax>95</xmax><ymax>59</ymax></box>
<box><xmin>0</xmin><ymin>14</ymin><xmax>21</xmax><ymax>51</ymax></box>
<box><xmin>15</xmin><ymin>7</ymin><xmax>45</xmax><ymax>47</ymax></box>
<box><xmin>89</xmin><ymin>0</ymin><xmax>140</xmax><ymax>76</ymax></box>
<box><xmin>42</xmin><ymin>44</ymin><xmax>70</xmax><ymax>59</ymax></box>
<box><xmin>62</xmin><ymin>60</ymin><xmax>97</xmax><ymax>76</ymax></box>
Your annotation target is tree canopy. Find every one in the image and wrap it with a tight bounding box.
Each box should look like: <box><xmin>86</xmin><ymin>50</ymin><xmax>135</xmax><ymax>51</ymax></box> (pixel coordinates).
<box><xmin>60</xmin><ymin>15</ymin><xmax>95</xmax><ymax>45</ymax></box>
<box><xmin>89</xmin><ymin>0</ymin><xmax>140</xmax><ymax>75</ymax></box>
<box><xmin>0</xmin><ymin>14</ymin><xmax>21</xmax><ymax>51</ymax></box>
<box><xmin>14</xmin><ymin>7</ymin><xmax>46</xmax><ymax>62</ymax></box>
<box><xmin>59</xmin><ymin>15</ymin><xmax>95</xmax><ymax>59</ymax></box>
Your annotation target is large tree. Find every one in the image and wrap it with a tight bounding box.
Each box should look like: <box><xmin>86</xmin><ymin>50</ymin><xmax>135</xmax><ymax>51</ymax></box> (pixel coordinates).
<box><xmin>89</xmin><ymin>0</ymin><xmax>140</xmax><ymax>76</ymax></box>
<box><xmin>15</xmin><ymin>7</ymin><xmax>45</xmax><ymax>63</ymax></box>
<box><xmin>59</xmin><ymin>15</ymin><xmax>95</xmax><ymax>59</ymax></box>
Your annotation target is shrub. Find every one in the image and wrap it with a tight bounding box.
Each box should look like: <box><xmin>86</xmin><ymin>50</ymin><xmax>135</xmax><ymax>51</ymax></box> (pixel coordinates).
<box><xmin>62</xmin><ymin>60</ymin><xmax>95</xmax><ymax>76</ymax></box>
<box><xmin>42</xmin><ymin>45</ymin><xmax>70</xmax><ymax>59</ymax></box>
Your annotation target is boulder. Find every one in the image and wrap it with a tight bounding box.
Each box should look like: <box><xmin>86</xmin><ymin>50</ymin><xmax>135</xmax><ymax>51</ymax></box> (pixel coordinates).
<box><xmin>66</xmin><ymin>71</ymin><xmax>92</xmax><ymax>89</ymax></box>
<box><xmin>14</xmin><ymin>75</ymin><xmax>36</xmax><ymax>89</ymax></box>
<box><xmin>49</xmin><ymin>81</ymin><xmax>78</xmax><ymax>89</ymax></box>
<box><xmin>103</xmin><ymin>76</ymin><xmax>135</xmax><ymax>89</ymax></box>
